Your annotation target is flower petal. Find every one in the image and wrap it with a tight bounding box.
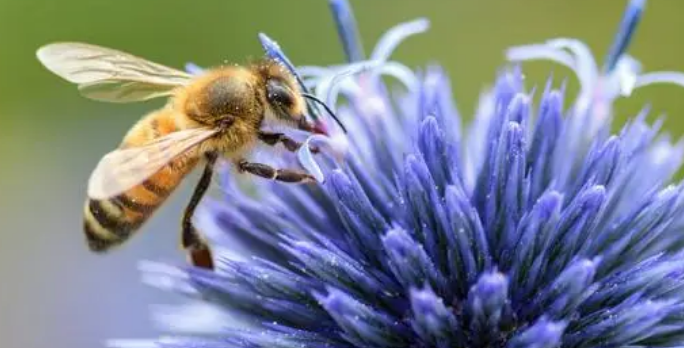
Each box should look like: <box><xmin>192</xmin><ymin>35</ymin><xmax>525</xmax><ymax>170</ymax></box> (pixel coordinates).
<box><xmin>370</xmin><ymin>18</ymin><xmax>430</xmax><ymax>62</ymax></box>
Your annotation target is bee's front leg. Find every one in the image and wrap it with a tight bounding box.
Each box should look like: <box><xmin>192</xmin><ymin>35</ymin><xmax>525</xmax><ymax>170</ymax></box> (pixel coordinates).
<box><xmin>237</xmin><ymin>159</ymin><xmax>317</xmax><ymax>184</ymax></box>
<box><xmin>257</xmin><ymin>131</ymin><xmax>320</xmax><ymax>153</ymax></box>
<box><xmin>180</xmin><ymin>152</ymin><xmax>218</xmax><ymax>270</ymax></box>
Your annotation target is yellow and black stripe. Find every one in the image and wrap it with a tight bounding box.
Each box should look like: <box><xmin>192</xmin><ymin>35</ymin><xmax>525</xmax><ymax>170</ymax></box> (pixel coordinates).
<box><xmin>82</xmin><ymin>110</ymin><xmax>196</xmax><ymax>253</ymax></box>
<box><xmin>83</xmin><ymin>177</ymin><xmax>171</xmax><ymax>252</ymax></box>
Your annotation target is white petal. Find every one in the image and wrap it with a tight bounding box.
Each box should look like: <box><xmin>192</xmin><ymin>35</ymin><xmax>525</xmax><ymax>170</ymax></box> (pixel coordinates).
<box><xmin>636</xmin><ymin>71</ymin><xmax>684</xmax><ymax>89</ymax></box>
<box><xmin>107</xmin><ymin>339</ymin><xmax>159</xmax><ymax>348</ymax></box>
<box><xmin>547</xmin><ymin>38</ymin><xmax>598</xmax><ymax>87</ymax></box>
<box><xmin>138</xmin><ymin>261</ymin><xmax>198</xmax><ymax>295</ymax></box>
<box><xmin>613</xmin><ymin>55</ymin><xmax>642</xmax><ymax>96</ymax></box>
<box><xmin>371</xmin><ymin>18</ymin><xmax>430</xmax><ymax>61</ymax></box>
<box><xmin>297</xmin><ymin>136</ymin><xmax>326</xmax><ymax>183</ymax></box>
<box><xmin>314</xmin><ymin>60</ymin><xmax>383</xmax><ymax>108</ymax></box>
<box><xmin>151</xmin><ymin>302</ymin><xmax>241</xmax><ymax>333</ymax></box>
<box><xmin>296</xmin><ymin>65</ymin><xmax>330</xmax><ymax>78</ymax></box>
<box><xmin>372</xmin><ymin>61</ymin><xmax>419</xmax><ymax>93</ymax></box>
<box><xmin>296</xmin><ymin>134</ymin><xmax>350</xmax><ymax>183</ymax></box>
<box><xmin>505</xmin><ymin>44</ymin><xmax>576</xmax><ymax>70</ymax></box>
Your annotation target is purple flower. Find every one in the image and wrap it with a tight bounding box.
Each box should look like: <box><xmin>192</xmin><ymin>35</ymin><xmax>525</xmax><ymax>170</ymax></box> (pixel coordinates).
<box><xmin>112</xmin><ymin>0</ymin><xmax>684</xmax><ymax>347</ymax></box>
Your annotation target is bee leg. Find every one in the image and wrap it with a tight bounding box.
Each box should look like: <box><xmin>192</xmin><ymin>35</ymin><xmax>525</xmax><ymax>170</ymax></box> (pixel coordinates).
<box><xmin>257</xmin><ymin>132</ymin><xmax>320</xmax><ymax>153</ymax></box>
<box><xmin>181</xmin><ymin>152</ymin><xmax>218</xmax><ymax>270</ymax></box>
<box><xmin>238</xmin><ymin>159</ymin><xmax>317</xmax><ymax>184</ymax></box>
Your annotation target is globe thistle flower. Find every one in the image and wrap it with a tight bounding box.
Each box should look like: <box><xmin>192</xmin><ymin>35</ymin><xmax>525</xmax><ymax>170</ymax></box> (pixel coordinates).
<box><xmin>112</xmin><ymin>0</ymin><xmax>684</xmax><ymax>347</ymax></box>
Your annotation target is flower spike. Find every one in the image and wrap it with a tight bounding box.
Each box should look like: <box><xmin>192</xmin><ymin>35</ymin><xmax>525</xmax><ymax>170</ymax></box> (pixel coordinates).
<box><xmin>328</xmin><ymin>0</ymin><xmax>365</xmax><ymax>62</ymax></box>
<box><xmin>603</xmin><ymin>0</ymin><xmax>646</xmax><ymax>74</ymax></box>
<box><xmin>118</xmin><ymin>2</ymin><xmax>684</xmax><ymax>348</ymax></box>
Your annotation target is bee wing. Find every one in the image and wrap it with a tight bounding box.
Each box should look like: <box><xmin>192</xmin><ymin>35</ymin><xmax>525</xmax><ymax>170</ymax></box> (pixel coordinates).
<box><xmin>87</xmin><ymin>128</ymin><xmax>220</xmax><ymax>200</ymax></box>
<box><xmin>36</xmin><ymin>42</ymin><xmax>193</xmax><ymax>103</ymax></box>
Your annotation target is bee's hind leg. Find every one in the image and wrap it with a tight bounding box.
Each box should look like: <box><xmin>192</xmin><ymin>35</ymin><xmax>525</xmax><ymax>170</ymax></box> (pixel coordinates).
<box><xmin>181</xmin><ymin>152</ymin><xmax>218</xmax><ymax>270</ymax></box>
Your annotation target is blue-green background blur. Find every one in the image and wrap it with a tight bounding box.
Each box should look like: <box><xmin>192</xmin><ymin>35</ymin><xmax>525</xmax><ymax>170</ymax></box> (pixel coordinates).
<box><xmin>2</xmin><ymin>1</ymin><xmax>684</xmax><ymax>348</ymax></box>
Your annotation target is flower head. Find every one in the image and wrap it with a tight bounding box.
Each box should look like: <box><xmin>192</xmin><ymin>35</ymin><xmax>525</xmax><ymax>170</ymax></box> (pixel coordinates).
<box><xmin>114</xmin><ymin>1</ymin><xmax>684</xmax><ymax>347</ymax></box>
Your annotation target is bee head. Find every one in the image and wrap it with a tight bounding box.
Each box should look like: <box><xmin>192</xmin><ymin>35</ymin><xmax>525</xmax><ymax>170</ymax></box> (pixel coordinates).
<box><xmin>255</xmin><ymin>60</ymin><xmax>326</xmax><ymax>134</ymax></box>
<box><xmin>264</xmin><ymin>78</ymin><xmax>310</xmax><ymax>129</ymax></box>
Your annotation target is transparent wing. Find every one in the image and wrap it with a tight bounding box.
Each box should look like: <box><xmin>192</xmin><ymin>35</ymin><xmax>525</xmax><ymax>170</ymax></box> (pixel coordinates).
<box><xmin>36</xmin><ymin>42</ymin><xmax>193</xmax><ymax>102</ymax></box>
<box><xmin>87</xmin><ymin>128</ymin><xmax>220</xmax><ymax>200</ymax></box>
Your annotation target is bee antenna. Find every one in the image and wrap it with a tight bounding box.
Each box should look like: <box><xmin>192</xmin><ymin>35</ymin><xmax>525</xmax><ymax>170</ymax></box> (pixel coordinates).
<box><xmin>301</xmin><ymin>93</ymin><xmax>348</xmax><ymax>134</ymax></box>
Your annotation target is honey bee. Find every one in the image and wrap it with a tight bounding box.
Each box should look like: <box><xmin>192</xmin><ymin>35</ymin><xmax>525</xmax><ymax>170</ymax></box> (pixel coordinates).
<box><xmin>36</xmin><ymin>42</ymin><xmax>345</xmax><ymax>270</ymax></box>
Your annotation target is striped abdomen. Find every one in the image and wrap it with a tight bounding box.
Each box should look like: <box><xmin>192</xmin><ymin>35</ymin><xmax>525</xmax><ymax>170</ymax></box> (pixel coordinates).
<box><xmin>83</xmin><ymin>110</ymin><xmax>200</xmax><ymax>252</ymax></box>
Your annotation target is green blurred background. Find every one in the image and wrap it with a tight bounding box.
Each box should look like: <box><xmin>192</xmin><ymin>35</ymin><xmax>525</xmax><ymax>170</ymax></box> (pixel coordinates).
<box><xmin>1</xmin><ymin>1</ymin><xmax>683</xmax><ymax>348</ymax></box>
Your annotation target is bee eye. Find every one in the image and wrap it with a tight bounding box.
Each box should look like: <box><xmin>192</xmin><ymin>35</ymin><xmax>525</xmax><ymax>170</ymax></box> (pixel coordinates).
<box><xmin>266</xmin><ymin>79</ymin><xmax>294</xmax><ymax>108</ymax></box>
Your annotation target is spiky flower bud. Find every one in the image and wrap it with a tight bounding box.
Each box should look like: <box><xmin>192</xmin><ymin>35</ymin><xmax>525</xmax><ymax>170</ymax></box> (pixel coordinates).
<box><xmin>113</xmin><ymin>1</ymin><xmax>684</xmax><ymax>347</ymax></box>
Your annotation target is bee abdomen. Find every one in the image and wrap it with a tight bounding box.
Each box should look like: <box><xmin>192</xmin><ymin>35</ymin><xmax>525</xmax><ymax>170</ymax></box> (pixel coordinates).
<box><xmin>82</xmin><ymin>110</ymin><xmax>195</xmax><ymax>253</ymax></box>
<box><xmin>83</xmin><ymin>215</ymin><xmax>123</xmax><ymax>252</ymax></box>
<box><xmin>83</xmin><ymin>192</ymin><xmax>160</xmax><ymax>253</ymax></box>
